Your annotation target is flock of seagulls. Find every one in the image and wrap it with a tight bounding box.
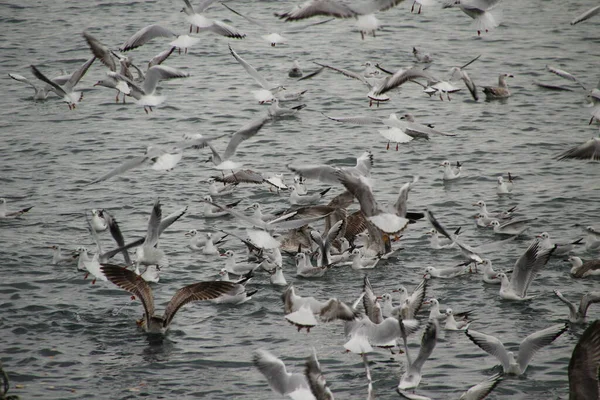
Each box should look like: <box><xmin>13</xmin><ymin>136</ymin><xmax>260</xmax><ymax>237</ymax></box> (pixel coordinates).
<box><xmin>4</xmin><ymin>0</ymin><xmax>600</xmax><ymax>399</ymax></box>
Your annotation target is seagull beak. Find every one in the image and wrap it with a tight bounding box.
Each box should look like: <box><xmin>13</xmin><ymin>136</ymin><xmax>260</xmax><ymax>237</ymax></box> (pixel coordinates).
<box><xmin>376</xmin><ymin>296</ymin><xmax>382</xmax><ymax>300</ymax></box>
<box><xmin>219</xmin><ymin>253</ymin><xmax>227</xmax><ymax>257</ymax></box>
<box><xmin>471</xmin><ymin>203</ymin><xmax>479</xmax><ymax>206</ymax></box>
<box><xmin>184</xmin><ymin>232</ymin><xmax>192</xmax><ymax>237</ymax></box>
<box><xmin>423</xmin><ymin>300</ymin><xmax>431</xmax><ymax>305</ymax></box>
<box><xmin>244</xmin><ymin>205</ymin><xmax>254</xmax><ymax>210</ymax></box>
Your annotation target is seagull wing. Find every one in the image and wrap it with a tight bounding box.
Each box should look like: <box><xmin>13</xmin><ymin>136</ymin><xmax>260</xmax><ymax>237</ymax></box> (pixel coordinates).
<box><xmin>8</xmin><ymin>73</ymin><xmax>38</xmax><ymax>89</ymax></box>
<box><xmin>102</xmin><ymin>210</ymin><xmax>132</xmax><ymax>265</ymax></box>
<box><xmin>579</xmin><ymin>292</ymin><xmax>600</xmax><ymax>318</ymax></box>
<box><xmin>100</xmin><ymin>264</ymin><xmax>155</xmax><ymax>326</ymax></box>
<box><xmin>253</xmin><ymin>349</ymin><xmax>309</xmax><ymax>395</ymax></box>
<box><xmin>222</xmin><ymin>115</ymin><xmax>270</xmax><ymax>161</ymax></box>
<box><xmin>229</xmin><ymin>45</ymin><xmax>272</xmax><ymax>89</ymax></box>
<box><xmin>465</xmin><ymin>329</ymin><xmax>511</xmax><ymax>372</ymax></box>
<box><xmin>568</xmin><ymin>320</ymin><xmax>600</xmax><ymax>400</ymax></box>
<box><xmin>459</xmin><ymin>373</ymin><xmax>502</xmax><ymax>400</ymax></box>
<box><xmin>278</xmin><ymin>0</ymin><xmax>358</xmax><ymax>21</ymax></box>
<box><xmin>516</xmin><ymin>323</ymin><xmax>568</xmax><ymax>373</ymax></box>
<box><xmin>120</xmin><ymin>24</ymin><xmax>177</xmax><ymax>52</ymax></box>
<box><xmin>571</xmin><ymin>4</ymin><xmax>600</xmax><ymax>25</ymax></box>
<box><xmin>148</xmin><ymin>47</ymin><xmax>175</xmax><ymax>68</ymax></box>
<box><xmin>556</xmin><ymin>138</ymin><xmax>600</xmax><ymax>161</ymax></box>
<box><xmin>324</xmin><ymin>113</ymin><xmax>385</xmax><ymax>126</ymax></box>
<box><xmin>222</xmin><ymin>3</ymin><xmax>271</xmax><ymax>30</ymax></box>
<box><xmin>509</xmin><ymin>240</ymin><xmax>555</xmax><ymax>297</ymax></box>
<box><xmin>89</xmin><ymin>154</ymin><xmax>148</xmax><ymax>184</ymax></box>
<box><xmin>287</xmin><ymin>164</ymin><xmax>340</xmax><ymax>184</ymax></box>
<box><xmin>374</xmin><ymin>68</ymin><xmax>436</xmax><ymax>96</ymax></box>
<box><xmin>410</xmin><ymin>319</ymin><xmax>438</xmax><ymax>373</ymax></box>
<box><xmin>144</xmin><ymin>199</ymin><xmax>162</xmax><ymax>247</ymax></box>
<box><xmin>30</xmin><ymin>65</ymin><xmax>67</xmax><ymax>97</ymax></box>
<box><xmin>314</xmin><ymin>62</ymin><xmax>367</xmax><ymax>84</ymax></box>
<box><xmin>162</xmin><ymin>281</ymin><xmax>240</xmax><ymax>327</ymax></box>
<box><xmin>142</xmin><ymin>65</ymin><xmax>189</xmax><ymax>95</ymax></box>
<box><xmin>83</xmin><ymin>32</ymin><xmax>116</xmax><ymax>71</ymax></box>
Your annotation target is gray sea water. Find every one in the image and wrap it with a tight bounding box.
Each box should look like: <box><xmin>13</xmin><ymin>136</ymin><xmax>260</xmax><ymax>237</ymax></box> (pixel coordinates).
<box><xmin>1</xmin><ymin>0</ymin><xmax>600</xmax><ymax>399</ymax></box>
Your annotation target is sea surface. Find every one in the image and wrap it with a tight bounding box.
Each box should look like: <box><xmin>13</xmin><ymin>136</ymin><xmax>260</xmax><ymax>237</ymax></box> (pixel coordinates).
<box><xmin>1</xmin><ymin>0</ymin><xmax>599</xmax><ymax>399</ymax></box>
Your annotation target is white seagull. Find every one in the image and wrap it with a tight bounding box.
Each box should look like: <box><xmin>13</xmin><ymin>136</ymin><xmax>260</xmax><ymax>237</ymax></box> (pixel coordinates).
<box><xmin>465</xmin><ymin>323</ymin><xmax>568</xmax><ymax>375</ymax></box>
<box><xmin>553</xmin><ymin>290</ymin><xmax>600</xmax><ymax>323</ymax></box>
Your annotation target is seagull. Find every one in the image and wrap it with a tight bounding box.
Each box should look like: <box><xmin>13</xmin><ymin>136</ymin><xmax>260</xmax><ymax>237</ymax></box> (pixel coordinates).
<box><xmin>30</xmin><ymin>57</ymin><xmax>95</xmax><ymax>109</ymax></box>
<box><xmin>425</xmin><ymin>227</ymin><xmax>461</xmax><ymax>249</ymax></box>
<box><xmin>252</xmin><ymin>349</ymin><xmax>315</xmax><ymax>399</ymax></box>
<box><xmin>105</xmin><ymin>65</ymin><xmax>190</xmax><ymax>112</ymax></box>
<box><xmin>568</xmin><ymin>256</ymin><xmax>600</xmax><ymax>278</ymax></box>
<box><xmin>424</xmin><ymin>262</ymin><xmax>470</xmax><ymax>278</ymax></box>
<box><xmin>206</xmin><ymin>114</ymin><xmax>271</xmax><ymax>171</ymax></box>
<box><xmin>180</xmin><ymin>0</ymin><xmax>246</xmax><ymax>37</ymax></box>
<box><xmin>584</xmin><ymin>226</ymin><xmax>600</xmax><ymax>252</ymax></box>
<box><xmin>496</xmin><ymin>239</ymin><xmax>556</xmax><ymax>301</ymax></box>
<box><xmin>465</xmin><ymin>323</ymin><xmax>568</xmax><ymax>375</ymax></box>
<box><xmin>49</xmin><ymin>245</ymin><xmax>77</xmax><ymax>265</ymax></box>
<box><xmin>412</xmin><ymin>47</ymin><xmax>432</xmax><ymax>63</ymax></box>
<box><xmin>289</xmin><ymin>186</ymin><xmax>331</xmax><ymax>206</ymax></box>
<box><xmin>381</xmin><ymin>278</ymin><xmax>428</xmax><ymax>320</ymax></box>
<box><xmin>473</xmin><ymin>200</ymin><xmax>516</xmax><ymax>220</ymax></box>
<box><xmin>228</xmin><ymin>45</ymin><xmax>287</xmax><ymax>103</ymax></box>
<box><xmin>0</xmin><ymin>198</ymin><xmax>33</xmax><ymax>219</ymax></box>
<box><xmin>184</xmin><ymin>229</ymin><xmax>227</xmax><ymax>250</ymax></box>
<box><xmin>206</xmin><ymin>178</ymin><xmax>239</xmax><ymax>197</ymax></box>
<box><xmin>222</xmin><ymin>250</ymin><xmax>260</xmax><ymax>275</ymax></box>
<box><xmin>209</xmin><ymin>274</ymin><xmax>256</xmax><ymax>304</ymax></box>
<box><xmin>426</xmin><ymin>209</ymin><xmax>518</xmax><ymax>264</ymax></box>
<box><xmin>222</xmin><ymin>3</ymin><xmax>332</xmax><ymax>46</ymax></box>
<box><xmin>567</xmin><ymin>320</ymin><xmax>600</xmax><ymax>400</ymax></box>
<box><xmin>442</xmin><ymin>0</ymin><xmax>502</xmax><ymax>36</ymax></box>
<box><xmin>489</xmin><ymin>218</ymin><xmax>535</xmax><ymax>236</ymax></box>
<box><xmin>8</xmin><ymin>72</ymin><xmax>70</xmax><ymax>101</ymax></box>
<box><xmin>425</xmin><ymin>298</ymin><xmax>472</xmax><ymax>321</ymax></box>
<box><xmin>480</xmin><ymin>259</ymin><xmax>502</xmax><ymax>284</ymax></box>
<box><xmin>555</xmin><ymin>137</ymin><xmax>600</xmax><ymax>161</ymax></box>
<box><xmin>553</xmin><ymin>290</ymin><xmax>600</xmax><ymax>323</ymax></box>
<box><xmin>201</xmin><ymin>195</ymin><xmax>240</xmax><ymax>218</ymax></box>
<box><xmin>89</xmin><ymin>140</ymin><xmax>209</xmax><ymax>184</ymax></box>
<box><xmin>90</xmin><ymin>209</ymin><xmax>108</xmax><ymax>232</ymax></box>
<box><xmin>276</xmin><ymin>0</ymin><xmax>407</xmax><ymax>39</ymax></box>
<box><xmin>289</xmin><ymin>60</ymin><xmax>303</xmax><ymax>77</ymax></box>
<box><xmin>350</xmin><ymin>248</ymin><xmax>382</xmax><ymax>270</ymax></box>
<box><xmin>133</xmin><ymin>200</ymin><xmax>171</xmax><ymax>281</ymax></box>
<box><xmin>450</xmin><ymin>64</ymin><xmax>479</xmax><ymax>101</ymax></box>
<box><xmin>317</xmin><ymin>62</ymin><xmax>434</xmax><ymax>106</ymax></box>
<box><xmin>397</xmin><ymin>318</ymin><xmax>439</xmax><ymax>391</ymax></box>
<box><xmin>100</xmin><ymin>264</ymin><xmax>239</xmax><ymax>334</ymax></box>
<box><xmin>496</xmin><ymin>176</ymin><xmax>513</xmax><ymax>194</ymax></box>
<box><xmin>571</xmin><ymin>4</ymin><xmax>600</xmax><ymax>25</ymax></box>
<box><xmin>295</xmin><ymin>252</ymin><xmax>331</xmax><ymax>277</ymax></box>
<box><xmin>537</xmin><ymin>232</ymin><xmax>583</xmax><ymax>256</ymax></box>
<box><xmin>482</xmin><ymin>73</ymin><xmax>514</xmax><ymax>100</ymax></box>
<box><xmin>444</xmin><ymin>308</ymin><xmax>470</xmax><ymax>330</ymax></box>
<box><xmin>82</xmin><ymin>31</ymin><xmax>136</xmax><ymax>103</ymax></box>
<box><xmin>440</xmin><ymin>160</ymin><xmax>462</xmax><ymax>180</ymax></box>
<box><xmin>310</xmin><ymin>220</ymin><xmax>345</xmax><ymax>266</ymax></box>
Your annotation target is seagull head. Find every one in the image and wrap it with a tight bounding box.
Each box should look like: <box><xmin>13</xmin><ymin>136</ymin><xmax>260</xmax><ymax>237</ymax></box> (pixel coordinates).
<box><xmin>440</xmin><ymin>160</ymin><xmax>450</xmax><ymax>167</ymax></box>
<box><xmin>536</xmin><ymin>232</ymin><xmax>549</xmax><ymax>239</ymax></box>
<box><xmin>185</xmin><ymin>229</ymin><xmax>197</xmax><ymax>237</ymax></box>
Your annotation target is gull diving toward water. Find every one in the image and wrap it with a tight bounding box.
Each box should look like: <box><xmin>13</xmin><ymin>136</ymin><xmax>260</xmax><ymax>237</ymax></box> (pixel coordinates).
<box><xmin>180</xmin><ymin>0</ymin><xmax>245</xmax><ymax>37</ymax></box>
<box><xmin>276</xmin><ymin>0</ymin><xmax>407</xmax><ymax>40</ymax></box>
<box><xmin>482</xmin><ymin>73</ymin><xmax>514</xmax><ymax>100</ymax></box>
<box><xmin>496</xmin><ymin>239</ymin><xmax>555</xmax><ymax>301</ymax></box>
<box><xmin>553</xmin><ymin>290</ymin><xmax>600</xmax><ymax>323</ymax></box>
<box><xmin>252</xmin><ymin>349</ymin><xmax>314</xmax><ymax>399</ymax></box>
<box><xmin>0</xmin><ymin>198</ymin><xmax>33</xmax><ymax>219</ymax></box>
<box><xmin>222</xmin><ymin>3</ymin><xmax>333</xmax><ymax>46</ymax></box>
<box><xmin>100</xmin><ymin>264</ymin><xmax>240</xmax><ymax>334</ymax></box>
<box><xmin>465</xmin><ymin>323</ymin><xmax>568</xmax><ymax>375</ymax></box>
<box><xmin>30</xmin><ymin>57</ymin><xmax>95</xmax><ymax>109</ymax></box>
<box><xmin>90</xmin><ymin>209</ymin><xmax>107</xmax><ymax>232</ymax></box>
<box><xmin>442</xmin><ymin>0</ymin><xmax>502</xmax><ymax>36</ymax></box>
